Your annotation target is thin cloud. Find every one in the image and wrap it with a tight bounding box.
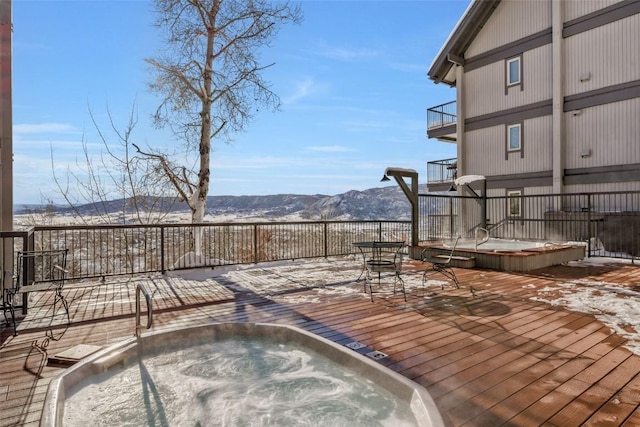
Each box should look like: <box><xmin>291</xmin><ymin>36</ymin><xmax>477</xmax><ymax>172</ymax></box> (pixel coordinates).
<box><xmin>211</xmin><ymin>177</ymin><xmax>253</xmax><ymax>184</ymax></box>
<box><xmin>341</xmin><ymin>118</ymin><xmax>391</xmax><ymax>133</ymax></box>
<box><xmin>14</xmin><ymin>123</ymin><xmax>79</xmax><ymax>135</ymax></box>
<box><xmin>288</xmin><ymin>173</ymin><xmax>365</xmax><ymax>180</ymax></box>
<box><xmin>14</xmin><ymin>154</ymin><xmax>54</xmax><ymax>170</ymax></box>
<box><xmin>13</xmin><ymin>40</ymin><xmax>49</xmax><ymax>51</ymax></box>
<box><xmin>389</xmin><ymin>62</ymin><xmax>428</xmax><ymax>72</ymax></box>
<box><xmin>282</xmin><ymin>77</ymin><xmax>328</xmax><ymax>105</ymax></box>
<box><xmin>213</xmin><ymin>155</ymin><xmax>294</xmax><ymax>170</ymax></box>
<box><xmin>13</xmin><ymin>137</ymin><xmax>101</xmax><ymax>153</ymax></box>
<box><xmin>305</xmin><ymin>145</ymin><xmax>354</xmax><ymax>153</ymax></box>
<box><xmin>313</xmin><ymin>41</ymin><xmax>378</xmax><ymax>61</ymax></box>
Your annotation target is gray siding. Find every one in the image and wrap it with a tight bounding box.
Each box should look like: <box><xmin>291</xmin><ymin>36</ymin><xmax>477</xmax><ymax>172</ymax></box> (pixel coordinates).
<box><xmin>515</xmin><ymin>186</ymin><xmax>551</xmax><ymax>196</ymax></box>
<box><xmin>463</xmin><ymin>45</ymin><xmax>552</xmax><ymax>117</ymax></box>
<box><xmin>565</xmin><ymin>98</ymin><xmax>640</xmax><ymax>170</ymax></box>
<box><xmin>485</xmin><ymin>186</ymin><xmax>551</xmax><ymax>198</ymax></box>
<box><xmin>525</xmin><ymin>115</ymin><xmax>553</xmax><ymax>171</ymax></box>
<box><xmin>566</xmin><ymin>182</ymin><xmax>640</xmax><ymax>194</ymax></box>
<box><xmin>564</xmin><ymin>12</ymin><xmax>640</xmax><ymax>97</ymax></box>
<box><xmin>466</xmin><ymin>0</ymin><xmax>551</xmax><ymax>57</ymax></box>
<box><xmin>464</xmin><ymin>127</ymin><xmax>503</xmax><ymax>177</ymax></box>
<box><xmin>433</xmin><ymin>0</ymin><xmax>640</xmax><ymax>196</ymax></box>
<box><xmin>464</xmin><ymin>115</ymin><xmax>552</xmax><ymax>177</ymax></box>
<box><xmin>564</xmin><ymin>0</ymin><xmax>625</xmax><ymax>22</ymax></box>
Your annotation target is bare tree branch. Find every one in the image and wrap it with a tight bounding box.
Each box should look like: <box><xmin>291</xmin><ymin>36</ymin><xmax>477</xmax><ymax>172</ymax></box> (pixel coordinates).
<box><xmin>144</xmin><ymin>0</ymin><xmax>302</xmax><ymax>225</ymax></box>
<box><xmin>50</xmin><ymin>104</ymin><xmax>180</xmax><ymax>224</ymax></box>
<box><xmin>131</xmin><ymin>142</ymin><xmax>195</xmax><ymax>211</ymax></box>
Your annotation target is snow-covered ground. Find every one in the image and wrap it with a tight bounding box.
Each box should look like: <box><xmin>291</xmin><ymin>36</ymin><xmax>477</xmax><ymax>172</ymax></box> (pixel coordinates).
<box><xmin>13</xmin><ymin>210</ymin><xmax>311</xmax><ymax>228</ymax></box>
<box><xmin>176</xmin><ymin>255</ymin><xmax>640</xmax><ymax>356</ymax></box>
<box><xmin>529</xmin><ymin>257</ymin><xmax>640</xmax><ymax>355</ymax></box>
<box><xmin>15</xmin><ymin>211</ymin><xmax>640</xmax><ymax>355</ymax></box>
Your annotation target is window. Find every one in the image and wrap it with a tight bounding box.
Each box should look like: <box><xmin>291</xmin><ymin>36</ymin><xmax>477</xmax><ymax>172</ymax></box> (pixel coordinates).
<box><xmin>507</xmin><ymin>124</ymin><xmax>521</xmax><ymax>151</ymax></box>
<box><xmin>507</xmin><ymin>56</ymin><xmax>521</xmax><ymax>86</ymax></box>
<box><xmin>505</xmin><ymin>55</ymin><xmax>523</xmax><ymax>94</ymax></box>
<box><xmin>507</xmin><ymin>189</ymin><xmax>522</xmax><ymax>217</ymax></box>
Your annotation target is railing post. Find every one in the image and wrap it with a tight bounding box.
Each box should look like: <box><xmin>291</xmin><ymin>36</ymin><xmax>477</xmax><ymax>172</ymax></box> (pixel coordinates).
<box><xmin>160</xmin><ymin>226</ymin><xmax>165</xmax><ymax>273</ymax></box>
<box><xmin>449</xmin><ymin>197</ymin><xmax>454</xmax><ymax>239</ymax></box>
<box><xmin>22</xmin><ymin>229</ymin><xmax>35</xmax><ymax>314</ymax></box>
<box><xmin>253</xmin><ymin>224</ymin><xmax>258</xmax><ymax>264</ymax></box>
<box><xmin>323</xmin><ymin>222</ymin><xmax>328</xmax><ymax>258</ymax></box>
<box><xmin>587</xmin><ymin>194</ymin><xmax>592</xmax><ymax>257</ymax></box>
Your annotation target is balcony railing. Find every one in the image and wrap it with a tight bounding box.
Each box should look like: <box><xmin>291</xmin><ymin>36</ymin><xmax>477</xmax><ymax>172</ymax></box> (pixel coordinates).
<box><xmin>0</xmin><ymin>220</ymin><xmax>412</xmax><ymax>284</ymax></box>
<box><xmin>427</xmin><ymin>158</ymin><xmax>457</xmax><ymax>184</ymax></box>
<box><xmin>4</xmin><ymin>188</ymin><xmax>640</xmax><ymax>304</ymax></box>
<box><xmin>426</xmin><ymin>100</ymin><xmax>456</xmax><ymax>130</ymax></box>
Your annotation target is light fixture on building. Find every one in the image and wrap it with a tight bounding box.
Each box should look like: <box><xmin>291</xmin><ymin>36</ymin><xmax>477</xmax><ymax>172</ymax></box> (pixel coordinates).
<box><xmin>380</xmin><ymin>174</ymin><xmax>391</xmax><ymax>182</ymax></box>
<box><xmin>448</xmin><ymin>184</ymin><xmax>457</xmax><ymax>191</ymax></box>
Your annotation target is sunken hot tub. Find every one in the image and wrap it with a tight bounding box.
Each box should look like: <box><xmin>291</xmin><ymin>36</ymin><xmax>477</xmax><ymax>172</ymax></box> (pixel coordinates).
<box><xmin>42</xmin><ymin>323</ymin><xmax>445</xmax><ymax>427</ymax></box>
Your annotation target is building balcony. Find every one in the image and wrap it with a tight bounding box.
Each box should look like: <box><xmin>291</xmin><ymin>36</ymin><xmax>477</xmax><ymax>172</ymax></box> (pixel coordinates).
<box><xmin>426</xmin><ymin>158</ymin><xmax>457</xmax><ymax>192</ymax></box>
<box><xmin>426</xmin><ymin>100</ymin><xmax>457</xmax><ymax>142</ymax></box>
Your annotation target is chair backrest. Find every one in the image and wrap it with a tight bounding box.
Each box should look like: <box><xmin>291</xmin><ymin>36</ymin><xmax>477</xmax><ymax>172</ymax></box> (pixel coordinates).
<box><xmin>16</xmin><ymin>249</ymin><xmax>68</xmax><ymax>290</ymax></box>
<box><xmin>441</xmin><ymin>236</ymin><xmax>461</xmax><ymax>264</ymax></box>
<box><xmin>368</xmin><ymin>242</ymin><xmax>405</xmax><ymax>273</ymax></box>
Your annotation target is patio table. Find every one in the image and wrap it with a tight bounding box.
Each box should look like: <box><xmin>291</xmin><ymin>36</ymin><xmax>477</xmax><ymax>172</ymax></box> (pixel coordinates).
<box><xmin>352</xmin><ymin>241</ymin><xmax>405</xmax><ymax>280</ymax></box>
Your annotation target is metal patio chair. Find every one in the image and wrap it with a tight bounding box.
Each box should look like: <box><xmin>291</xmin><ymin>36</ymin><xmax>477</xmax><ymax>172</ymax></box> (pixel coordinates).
<box><xmin>364</xmin><ymin>241</ymin><xmax>406</xmax><ymax>302</ymax></box>
<box><xmin>3</xmin><ymin>249</ymin><xmax>70</xmax><ymax>336</ymax></box>
<box><xmin>421</xmin><ymin>236</ymin><xmax>461</xmax><ymax>290</ymax></box>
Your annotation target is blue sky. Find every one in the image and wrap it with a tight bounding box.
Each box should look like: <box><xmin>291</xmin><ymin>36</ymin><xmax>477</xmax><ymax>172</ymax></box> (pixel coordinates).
<box><xmin>11</xmin><ymin>0</ymin><xmax>469</xmax><ymax>205</ymax></box>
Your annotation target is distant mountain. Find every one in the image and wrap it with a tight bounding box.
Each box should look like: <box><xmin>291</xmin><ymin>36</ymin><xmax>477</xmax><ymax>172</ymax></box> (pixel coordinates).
<box><xmin>15</xmin><ymin>184</ymin><xmax>436</xmax><ymax>221</ymax></box>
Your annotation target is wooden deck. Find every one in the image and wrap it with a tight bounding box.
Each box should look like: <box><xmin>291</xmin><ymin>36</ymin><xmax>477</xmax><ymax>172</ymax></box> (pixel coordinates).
<box><xmin>2</xmin><ymin>257</ymin><xmax>640</xmax><ymax>426</ymax></box>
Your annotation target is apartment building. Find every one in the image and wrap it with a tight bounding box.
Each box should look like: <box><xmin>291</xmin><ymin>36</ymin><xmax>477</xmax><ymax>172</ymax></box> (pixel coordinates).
<box><xmin>426</xmin><ymin>0</ymin><xmax>640</xmax><ymax>212</ymax></box>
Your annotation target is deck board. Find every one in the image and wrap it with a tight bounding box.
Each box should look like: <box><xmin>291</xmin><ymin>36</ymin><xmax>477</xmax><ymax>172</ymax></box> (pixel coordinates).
<box><xmin>3</xmin><ymin>257</ymin><xmax>640</xmax><ymax>426</ymax></box>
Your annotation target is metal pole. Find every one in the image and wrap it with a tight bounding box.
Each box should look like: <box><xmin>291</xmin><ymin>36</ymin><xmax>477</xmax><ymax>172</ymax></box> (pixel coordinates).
<box><xmin>0</xmin><ymin>0</ymin><xmax>13</xmax><ymax>232</ymax></box>
<box><xmin>0</xmin><ymin>1</ymin><xmax>13</xmax><ymax>306</ymax></box>
<box><xmin>481</xmin><ymin>179</ymin><xmax>487</xmax><ymax>229</ymax></box>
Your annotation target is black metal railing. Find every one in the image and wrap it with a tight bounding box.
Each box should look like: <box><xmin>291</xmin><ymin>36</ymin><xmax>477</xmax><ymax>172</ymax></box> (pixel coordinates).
<box><xmin>3</xmin><ymin>189</ymin><xmax>640</xmax><ymax>294</ymax></box>
<box><xmin>1</xmin><ymin>220</ymin><xmax>409</xmax><ymax>281</ymax></box>
<box><xmin>426</xmin><ymin>100</ymin><xmax>456</xmax><ymax>130</ymax></box>
<box><xmin>418</xmin><ymin>190</ymin><xmax>640</xmax><ymax>260</ymax></box>
<box><xmin>426</xmin><ymin>158</ymin><xmax>457</xmax><ymax>184</ymax></box>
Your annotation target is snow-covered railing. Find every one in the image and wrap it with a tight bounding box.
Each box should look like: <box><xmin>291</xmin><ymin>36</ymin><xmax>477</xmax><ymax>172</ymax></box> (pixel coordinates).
<box><xmin>23</xmin><ymin>220</ymin><xmax>411</xmax><ymax>281</ymax></box>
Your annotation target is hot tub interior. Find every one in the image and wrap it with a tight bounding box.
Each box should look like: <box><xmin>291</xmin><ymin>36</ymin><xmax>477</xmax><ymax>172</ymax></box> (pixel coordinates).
<box><xmin>43</xmin><ymin>323</ymin><xmax>444</xmax><ymax>427</ymax></box>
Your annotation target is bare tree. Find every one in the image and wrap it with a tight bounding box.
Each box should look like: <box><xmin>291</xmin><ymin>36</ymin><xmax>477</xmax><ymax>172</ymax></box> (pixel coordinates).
<box><xmin>51</xmin><ymin>104</ymin><xmax>180</xmax><ymax>225</ymax></box>
<box><xmin>142</xmin><ymin>0</ymin><xmax>302</xmax><ymax>224</ymax></box>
